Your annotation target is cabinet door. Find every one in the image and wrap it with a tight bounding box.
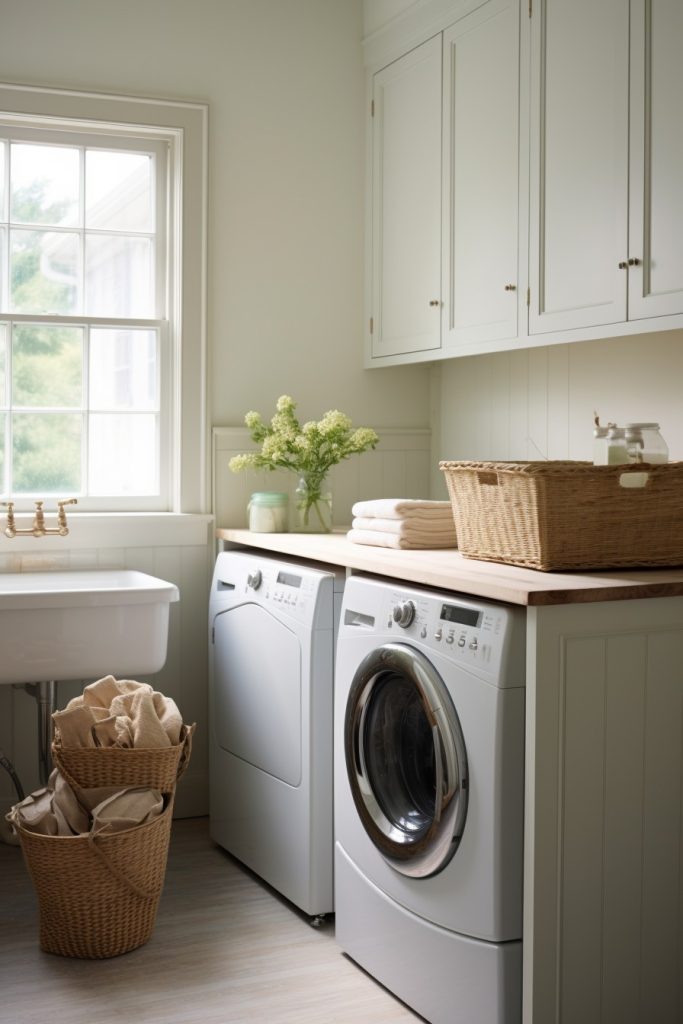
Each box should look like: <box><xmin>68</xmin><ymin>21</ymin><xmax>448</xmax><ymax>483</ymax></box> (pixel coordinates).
<box><xmin>441</xmin><ymin>0</ymin><xmax>519</xmax><ymax>352</ymax></box>
<box><xmin>528</xmin><ymin>0</ymin><xmax>629</xmax><ymax>334</ymax></box>
<box><xmin>628</xmin><ymin>0</ymin><xmax>683</xmax><ymax>319</ymax></box>
<box><xmin>370</xmin><ymin>36</ymin><xmax>442</xmax><ymax>359</ymax></box>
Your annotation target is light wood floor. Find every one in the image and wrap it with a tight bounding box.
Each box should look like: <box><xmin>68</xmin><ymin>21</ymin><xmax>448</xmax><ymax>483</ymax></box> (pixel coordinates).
<box><xmin>0</xmin><ymin>816</ymin><xmax>421</xmax><ymax>1024</ymax></box>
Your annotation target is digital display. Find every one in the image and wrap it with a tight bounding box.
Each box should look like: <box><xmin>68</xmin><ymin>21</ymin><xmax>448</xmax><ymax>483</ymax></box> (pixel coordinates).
<box><xmin>277</xmin><ymin>571</ymin><xmax>302</xmax><ymax>589</ymax></box>
<box><xmin>440</xmin><ymin>603</ymin><xmax>481</xmax><ymax>628</ymax></box>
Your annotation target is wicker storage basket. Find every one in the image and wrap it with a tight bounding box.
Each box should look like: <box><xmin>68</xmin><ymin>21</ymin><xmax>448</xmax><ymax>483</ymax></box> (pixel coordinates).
<box><xmin>10</xmin><ymin>795</ymin><xmax>174</xmax><ymax>959</ymax></box>
<box><xmin>51</xmin><ymin>722</ymin><xmax>194</xmax><ymax>792</ymax></box>
<box><xmin>440</xmin><ymin>460</ymin><xmax>683</xmax><ymax>572</ymax></box>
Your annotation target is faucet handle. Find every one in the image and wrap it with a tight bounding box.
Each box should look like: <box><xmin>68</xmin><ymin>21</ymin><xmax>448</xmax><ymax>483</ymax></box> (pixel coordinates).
<box><xmin>57</xmin><ymin>497</ymin><xmax>78</xmax><ymax>535</ymax></box>
<box><xmin>1</xmin><ymin>500</ymin><xmax>16</xmax><ymax>539</ymax></box>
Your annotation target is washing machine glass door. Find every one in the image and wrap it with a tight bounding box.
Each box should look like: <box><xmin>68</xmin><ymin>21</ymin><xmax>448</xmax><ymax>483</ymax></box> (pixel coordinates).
<box><xmin>345</xmin><ymin>642</ymin><xmax>468</xmax><ymax>878</ymax></box>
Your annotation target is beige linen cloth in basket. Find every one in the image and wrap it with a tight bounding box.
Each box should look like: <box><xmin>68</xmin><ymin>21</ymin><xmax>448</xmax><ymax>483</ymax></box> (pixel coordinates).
<box><xmin>8</xmin><ymin>769</ymin><xmax>164</xmax><ymax>837</ymax></box>
<box><xmin>52</xmin><ymin>675</ymin><xmax>183</xmax><ymax>750</ymax></box>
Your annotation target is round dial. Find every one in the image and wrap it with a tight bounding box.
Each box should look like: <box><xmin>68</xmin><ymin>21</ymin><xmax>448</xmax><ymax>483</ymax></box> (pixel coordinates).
<box><xmin>392</xmin><ymin>600</ymin><xmax>416</xmax><ymax>628</ymax></box>
<box><xmin>247</xmin><ymin>569</ymin><xmax>262</xmax><ymax>590</ymax></box>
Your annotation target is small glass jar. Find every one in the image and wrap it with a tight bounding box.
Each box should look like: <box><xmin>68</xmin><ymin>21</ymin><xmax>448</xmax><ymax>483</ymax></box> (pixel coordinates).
<box><xmin>606</xmin><ymin>426</ymin><xmax>629</xmax><ymax>465</ymax></box>
<box><xmin>247</xmin><ymin>492</ymin><xmax>289</xmax><ymax>533</ymax></box>
<box><xmin>624</xmin><ymin>422</ymin><xmax>668</xmax><ymax>464</ymax></box>
<box><xmin>593</xmin><ymin>425</ymin><xmax>609</xmax><ymax>464</ymax></box>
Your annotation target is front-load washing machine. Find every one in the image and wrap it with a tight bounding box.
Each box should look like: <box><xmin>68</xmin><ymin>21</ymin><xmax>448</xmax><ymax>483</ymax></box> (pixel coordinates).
<box><xmin>335</xmin><ymin>575</ymin><xmax>526</xmax><ymax>1024</ymax></box>
<box><xmin>209</xmin><ymin>549</ymin><xmax>344</xmax><ymax>917</ymax></box>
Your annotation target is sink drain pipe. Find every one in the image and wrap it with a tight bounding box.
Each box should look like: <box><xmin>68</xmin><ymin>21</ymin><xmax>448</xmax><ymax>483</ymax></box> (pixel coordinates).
<box><xmin>0</xmin><ymin>749</ymin><xmax>25</xmax><ymax>802</ymax></box>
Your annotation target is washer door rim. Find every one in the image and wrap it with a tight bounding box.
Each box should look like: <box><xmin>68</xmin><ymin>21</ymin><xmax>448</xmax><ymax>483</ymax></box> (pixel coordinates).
<box><xmin>344</xmin><ymin>641</ymin><xmax>468</xmax><ymax>879</ymax></box>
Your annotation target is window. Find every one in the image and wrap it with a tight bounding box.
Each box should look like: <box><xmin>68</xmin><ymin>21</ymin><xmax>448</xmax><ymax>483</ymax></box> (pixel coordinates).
<box><xmin>0</xmin><ymin>85</ymin><xmax>207</xmax><ymax>513</ymax></box>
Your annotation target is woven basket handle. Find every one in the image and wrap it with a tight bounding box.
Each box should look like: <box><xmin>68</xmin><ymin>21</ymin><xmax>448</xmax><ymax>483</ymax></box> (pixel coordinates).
<box><xmin>476</xmin><ymin>471</ymin><xmax>500</xmax><ymax>486</ymax></box>
<box><xmin>87</xmin><ymin>824</ymin><xmax>163</xmax><ymax>901</ymax></box>
<box><xmin>176</xmin><ymin>723</ymin><xmax>195</xmax><ymax>782</ymax></box>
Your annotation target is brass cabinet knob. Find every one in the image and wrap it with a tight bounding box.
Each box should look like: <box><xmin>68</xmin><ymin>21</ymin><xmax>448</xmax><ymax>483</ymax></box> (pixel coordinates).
<box><xmin>618</xmin><ymin>261</ymin><xmax>629</xmax><ymax>269</ymax></box>
<box><xmin>504</xmin><ymin>284</ymin><xmax>516</xmax><ymax>291</ymax></box>
<box><xmin>429</xmin><ymin>299</ymin><xmax>440</xmax><ymax>307</ymax></box>
<box><xmin>628</xmin><ymin>257</ymin><xmax>641</xmax><ymax>266</ymax></box>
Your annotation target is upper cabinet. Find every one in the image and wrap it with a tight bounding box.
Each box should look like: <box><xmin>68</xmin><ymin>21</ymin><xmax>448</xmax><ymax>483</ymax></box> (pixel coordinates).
<box><xmin>366</xmin><ymin>0</ymin><xmax>520</xmax><ymax>366</ymax></box>
<box><xmin>628</xmin><ymin>0</ymin><xmax>683</xmax><ymax>320</ymax></box>
<box><xmin>442</xmin><ymin>0</ymin><xmax>520</xmax><ymax>354</ymax></box>
<box><xmin>370</xmin><ymin>35</ymin><xmax>443</xmax><ymax>359</ymax></box>
<box><xmin>365</xmin><ymin>0</ymin><xmax>683</xmax><ymax>367</ymax></box>
<box><xmin>528</xmin><ymin>0</ymin><xmax>630</xmax><ymax>334</ymax></box>
<box><xmin>529</xmin><ymin>0</ymin><xmax>683</xmax><ymax>335</ymax></box>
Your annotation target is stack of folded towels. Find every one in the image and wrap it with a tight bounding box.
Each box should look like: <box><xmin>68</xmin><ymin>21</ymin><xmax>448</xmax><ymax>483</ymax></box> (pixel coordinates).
<box><xmin>347</xmin><ymin>498</ymin><xmax>457</xmax><ymax>550</ymax></box>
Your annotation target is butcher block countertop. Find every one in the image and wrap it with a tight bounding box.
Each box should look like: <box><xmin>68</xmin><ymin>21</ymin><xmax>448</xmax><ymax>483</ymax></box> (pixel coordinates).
<box><xmin>215</xmin><ymin>528</ymin><xmax>683</xmax><ymax>607</ymax></box>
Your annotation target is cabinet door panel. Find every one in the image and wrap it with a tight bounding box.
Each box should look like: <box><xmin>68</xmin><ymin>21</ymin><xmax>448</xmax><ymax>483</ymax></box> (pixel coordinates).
<box><xmin>371</xmin><ymin>36</ymin><xmax>442</xmax><ymax>359</ymax></box>
<box><xmin>529</xmin><ymin>0</ymin><xmax>629</xmax><ymax>334</ymax></box>
<box><xmin>628</xmin><ymin>0</ymin><xmax>683</xmax><ymax>319</ymax></box>
<box><xmin>442</xmin><ymin>0</ymin><xmax>519</xmax><ymax>352</ymax></box>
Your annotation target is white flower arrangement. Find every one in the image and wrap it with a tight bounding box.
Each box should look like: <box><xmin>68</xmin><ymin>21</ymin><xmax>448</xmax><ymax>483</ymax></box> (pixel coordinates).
<box><xmin>229</xmin><ymin>395</ymin><xmax>378</xmax><ymax>530</ymax></box>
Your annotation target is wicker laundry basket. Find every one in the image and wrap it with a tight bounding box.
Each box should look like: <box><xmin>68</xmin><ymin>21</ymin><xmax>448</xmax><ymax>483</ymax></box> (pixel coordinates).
<box><xmin>9</xmin><ymin>795</ymin><xmax>174</xmax><ymax>959</ymax></box>
<box><xmin>51</xmin><ymin>722</ymin><xmax>195</xmax><ymax>792</ymax></box>
<box><xmin>440</xmin><ymin>460</ymin><xmax>683</xmax><ymax>571</ymax></box>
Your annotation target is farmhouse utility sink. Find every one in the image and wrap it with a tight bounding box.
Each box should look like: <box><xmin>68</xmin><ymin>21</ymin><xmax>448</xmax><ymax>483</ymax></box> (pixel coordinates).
<box><xmin>0</xmin><ymin>569</ymin><xmax>179</xmax><ymax>685</ymax></box>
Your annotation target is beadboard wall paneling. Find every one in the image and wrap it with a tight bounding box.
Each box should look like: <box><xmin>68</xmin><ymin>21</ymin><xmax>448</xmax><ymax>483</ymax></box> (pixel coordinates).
<box><xmin>527</xmin><ymin>601</ymin><xmax>683</xmax><ymax>1023</ymax></box>
<box><xmin>0</xmin><ymin>526</ymin><xmax>213</xmax><ymax>827</ymax></box>
<box><xmin>433</xmin><ymin>331</ymin><xmax>683</xmax><ymax>497</ymax></box>
<box><xmin>213</xmin><ymin>426</ymin><xmax>432</xmax><ymax>532</ymax></box>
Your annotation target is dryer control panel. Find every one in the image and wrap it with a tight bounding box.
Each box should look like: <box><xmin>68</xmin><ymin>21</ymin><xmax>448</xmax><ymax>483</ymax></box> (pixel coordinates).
<box><xmin>211</xmin><ymin>550</ymin><xmax>342</xmax><ymax>631</ymax></box>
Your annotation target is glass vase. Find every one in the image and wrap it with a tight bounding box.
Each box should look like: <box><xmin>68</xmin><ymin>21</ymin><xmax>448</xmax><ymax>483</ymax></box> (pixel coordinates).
<box><xmin>293</xmin><ymin>473</ymin><xmax>333</xmax><ymax>533</ymax></box>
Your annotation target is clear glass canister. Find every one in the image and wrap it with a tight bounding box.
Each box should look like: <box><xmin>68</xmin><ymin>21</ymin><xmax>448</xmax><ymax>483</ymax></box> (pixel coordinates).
<box><xmin>606</xmin><ymin>426</ymin><xmax>629</xmax><ymax>465</ymax></box>
<box><xmin>625</xmin><ymin>422</ymin><xmax>668</xmax><ymax>463</ymax></box>
<box><xmin>247</xmin><ymin>492</ymin><xmax>289</xmax><ymax>533</ymax></box>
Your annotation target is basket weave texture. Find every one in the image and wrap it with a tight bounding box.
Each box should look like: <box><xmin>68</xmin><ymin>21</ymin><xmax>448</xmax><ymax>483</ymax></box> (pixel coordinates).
<box><xmin>11</xmin><ymin>796</ymin><xmax>174</xmax><ymax>959</ymax></box>
<box><xmin>440</xmin><ymin>460</ymin><xmax>683</xmax><ymax>571</ymax></box>
<box><xmin>51</xmin><ymin>722</ymin><xmax>194</xmax><ymax>792</ymax></box>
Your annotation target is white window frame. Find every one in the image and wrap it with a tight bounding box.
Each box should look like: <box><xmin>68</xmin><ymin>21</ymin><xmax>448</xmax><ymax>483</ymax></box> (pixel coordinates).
<box><xmin>0</xmin><ymin>83</ymin><xmax>208</xmax><ymax>515</ymax></box>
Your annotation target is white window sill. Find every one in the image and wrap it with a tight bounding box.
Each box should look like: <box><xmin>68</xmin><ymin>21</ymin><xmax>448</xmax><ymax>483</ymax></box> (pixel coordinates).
<box><xmin>0</xmin><ymin>513</ymin><xmax>214</xmax><ymax>553</ymax></box>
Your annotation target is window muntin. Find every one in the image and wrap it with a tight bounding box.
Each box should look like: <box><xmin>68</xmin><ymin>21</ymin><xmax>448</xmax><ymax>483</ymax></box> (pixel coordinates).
<box><xmin>0</xmin><ymin>124</ymin><xmax>169</xmax><ymax>508</ymax></box>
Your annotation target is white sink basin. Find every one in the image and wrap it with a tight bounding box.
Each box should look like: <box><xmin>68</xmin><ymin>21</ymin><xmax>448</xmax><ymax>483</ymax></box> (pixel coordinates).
<box><xmin>0</xmin><ymin>569</ymin><xmax>179</xmax><ymax>684</ymax></box>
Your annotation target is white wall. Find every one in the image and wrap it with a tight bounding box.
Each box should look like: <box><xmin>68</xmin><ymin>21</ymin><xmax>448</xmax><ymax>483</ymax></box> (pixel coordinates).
<box><xmin>432</xmin><ymin>330</ymin><xmax>683</xmax><ymax>497</ymax></box>
<box><xmin>0</xmin><ymin>0</ymin><xmax>429</xmax><ymax>434</ymax></box>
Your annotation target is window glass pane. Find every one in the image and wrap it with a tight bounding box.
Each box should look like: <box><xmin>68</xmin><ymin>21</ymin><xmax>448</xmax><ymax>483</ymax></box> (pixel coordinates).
<box><xmin>85</xmin><ymin>235</ymin><xmax>153</xmax><ymax>317</ymax></box>
<box><xmin>86</xmin><ymin>150</ymin><xmax>153</xmax><ymax>232</ymax></box>
<box><xmin>90</xmin><ymin>328</ymin><xmax>157</xmax><ymax>410</ymax></box>
<box><xmin>0</xmin><ymin>323</ymin><xmax>6</xmax><ymax>399</ymax></box>
<box><xmin>10</xmin><ymin>229</ymin><xmax>80</xmax><ymax>314</ymax></box>
<box><xmin>12</xmin><ymin>413</ymin><xmax>81</xmax><ymax>494</ymax></box>
<box><xmin>0</xmin><ymin>229</ymin><xmax>5</xmax><ymax>309</ymax></box>
<box><xmin>0</xmin><ymin>140</ymin><xmax>6</xmax><ymax>219</ymax></box>
<box><xmin>12</xmin><ymin>324</ymin><xmax>83</xmax><ymax>407</ymax></box>
<box><xmin>10</xmin><ymin>144</ymin><xmax>79</xmax><ymax>227</ymax></box>
<box><xmin>89</xmin><ymin>413</ymin><xmax>157</xmax><ymax>495</ymax></box>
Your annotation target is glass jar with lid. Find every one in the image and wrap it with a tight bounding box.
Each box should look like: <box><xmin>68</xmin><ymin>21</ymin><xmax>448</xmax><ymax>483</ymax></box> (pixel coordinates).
<box><xmin>606</xmin><ymin>426</ymin><xmax>629</xmax><ymax>465</ymax></box>
<box><xmin>247</xmin><ymin>492</ymin><xmax>289</xmax><ymax>533</ymax></box>
<box><xmin>624</xmin><ymin>423</ymin><xmax>668</xmax><ymax>464</ymax></box>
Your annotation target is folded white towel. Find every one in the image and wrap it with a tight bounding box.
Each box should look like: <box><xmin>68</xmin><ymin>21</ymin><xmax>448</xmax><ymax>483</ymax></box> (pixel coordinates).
<box><xmin>352</xmin><ymin>515</ymin><xmax>456</xmax><ymax>538</ymax></box>
<box><xmin>352</xmin><ymin>499</ymin><xmax>453</xmax><ymax>520</ymax></box>
<box><xmin>347</xmin><ymin>528</ymin><xmax>457</xmax><ymax>550</ymax></box>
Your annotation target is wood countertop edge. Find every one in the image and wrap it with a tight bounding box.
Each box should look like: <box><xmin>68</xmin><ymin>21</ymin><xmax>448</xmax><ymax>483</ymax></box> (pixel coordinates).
<box><xmin>215</xmin><ymin>528</ymin><xmax>683</xmax><ymax>607</ymax></box>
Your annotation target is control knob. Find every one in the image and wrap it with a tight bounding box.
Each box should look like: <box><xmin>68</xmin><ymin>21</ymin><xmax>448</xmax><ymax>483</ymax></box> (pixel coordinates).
<box><xmin>392</xmin><ymin>600</ymin><xmax>416</xmax><ymax>628</ymax></box>
<box><xmin>247</xmin><ymin>569</ymin><xmax>262</xmax><ymax>590</ymax></box>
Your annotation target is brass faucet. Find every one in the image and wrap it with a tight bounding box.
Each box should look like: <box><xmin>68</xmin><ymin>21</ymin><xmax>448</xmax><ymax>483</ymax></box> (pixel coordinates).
<box><xmin>0</xmin><ymin>498</ymin><xmax>78</xmax><ymax>539</ymax></box>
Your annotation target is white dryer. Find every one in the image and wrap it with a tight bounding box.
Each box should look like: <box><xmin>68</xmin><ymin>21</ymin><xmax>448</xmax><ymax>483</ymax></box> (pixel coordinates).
<box><xmin>335</xmin><ymin>575</ymin><xmax>526</xmax><ymax>1024</ymax></box>
<box><xmin>209</xmin><ymin>550</ymin><xmax>344</xmax><ymax>917</ymax></box>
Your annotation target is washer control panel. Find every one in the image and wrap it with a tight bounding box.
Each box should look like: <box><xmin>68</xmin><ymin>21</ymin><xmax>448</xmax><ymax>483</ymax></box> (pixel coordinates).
<box><xmin>378</xmin><ymin>584</ymin><xmax>510</xmax><ymax>677</ymax></box>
